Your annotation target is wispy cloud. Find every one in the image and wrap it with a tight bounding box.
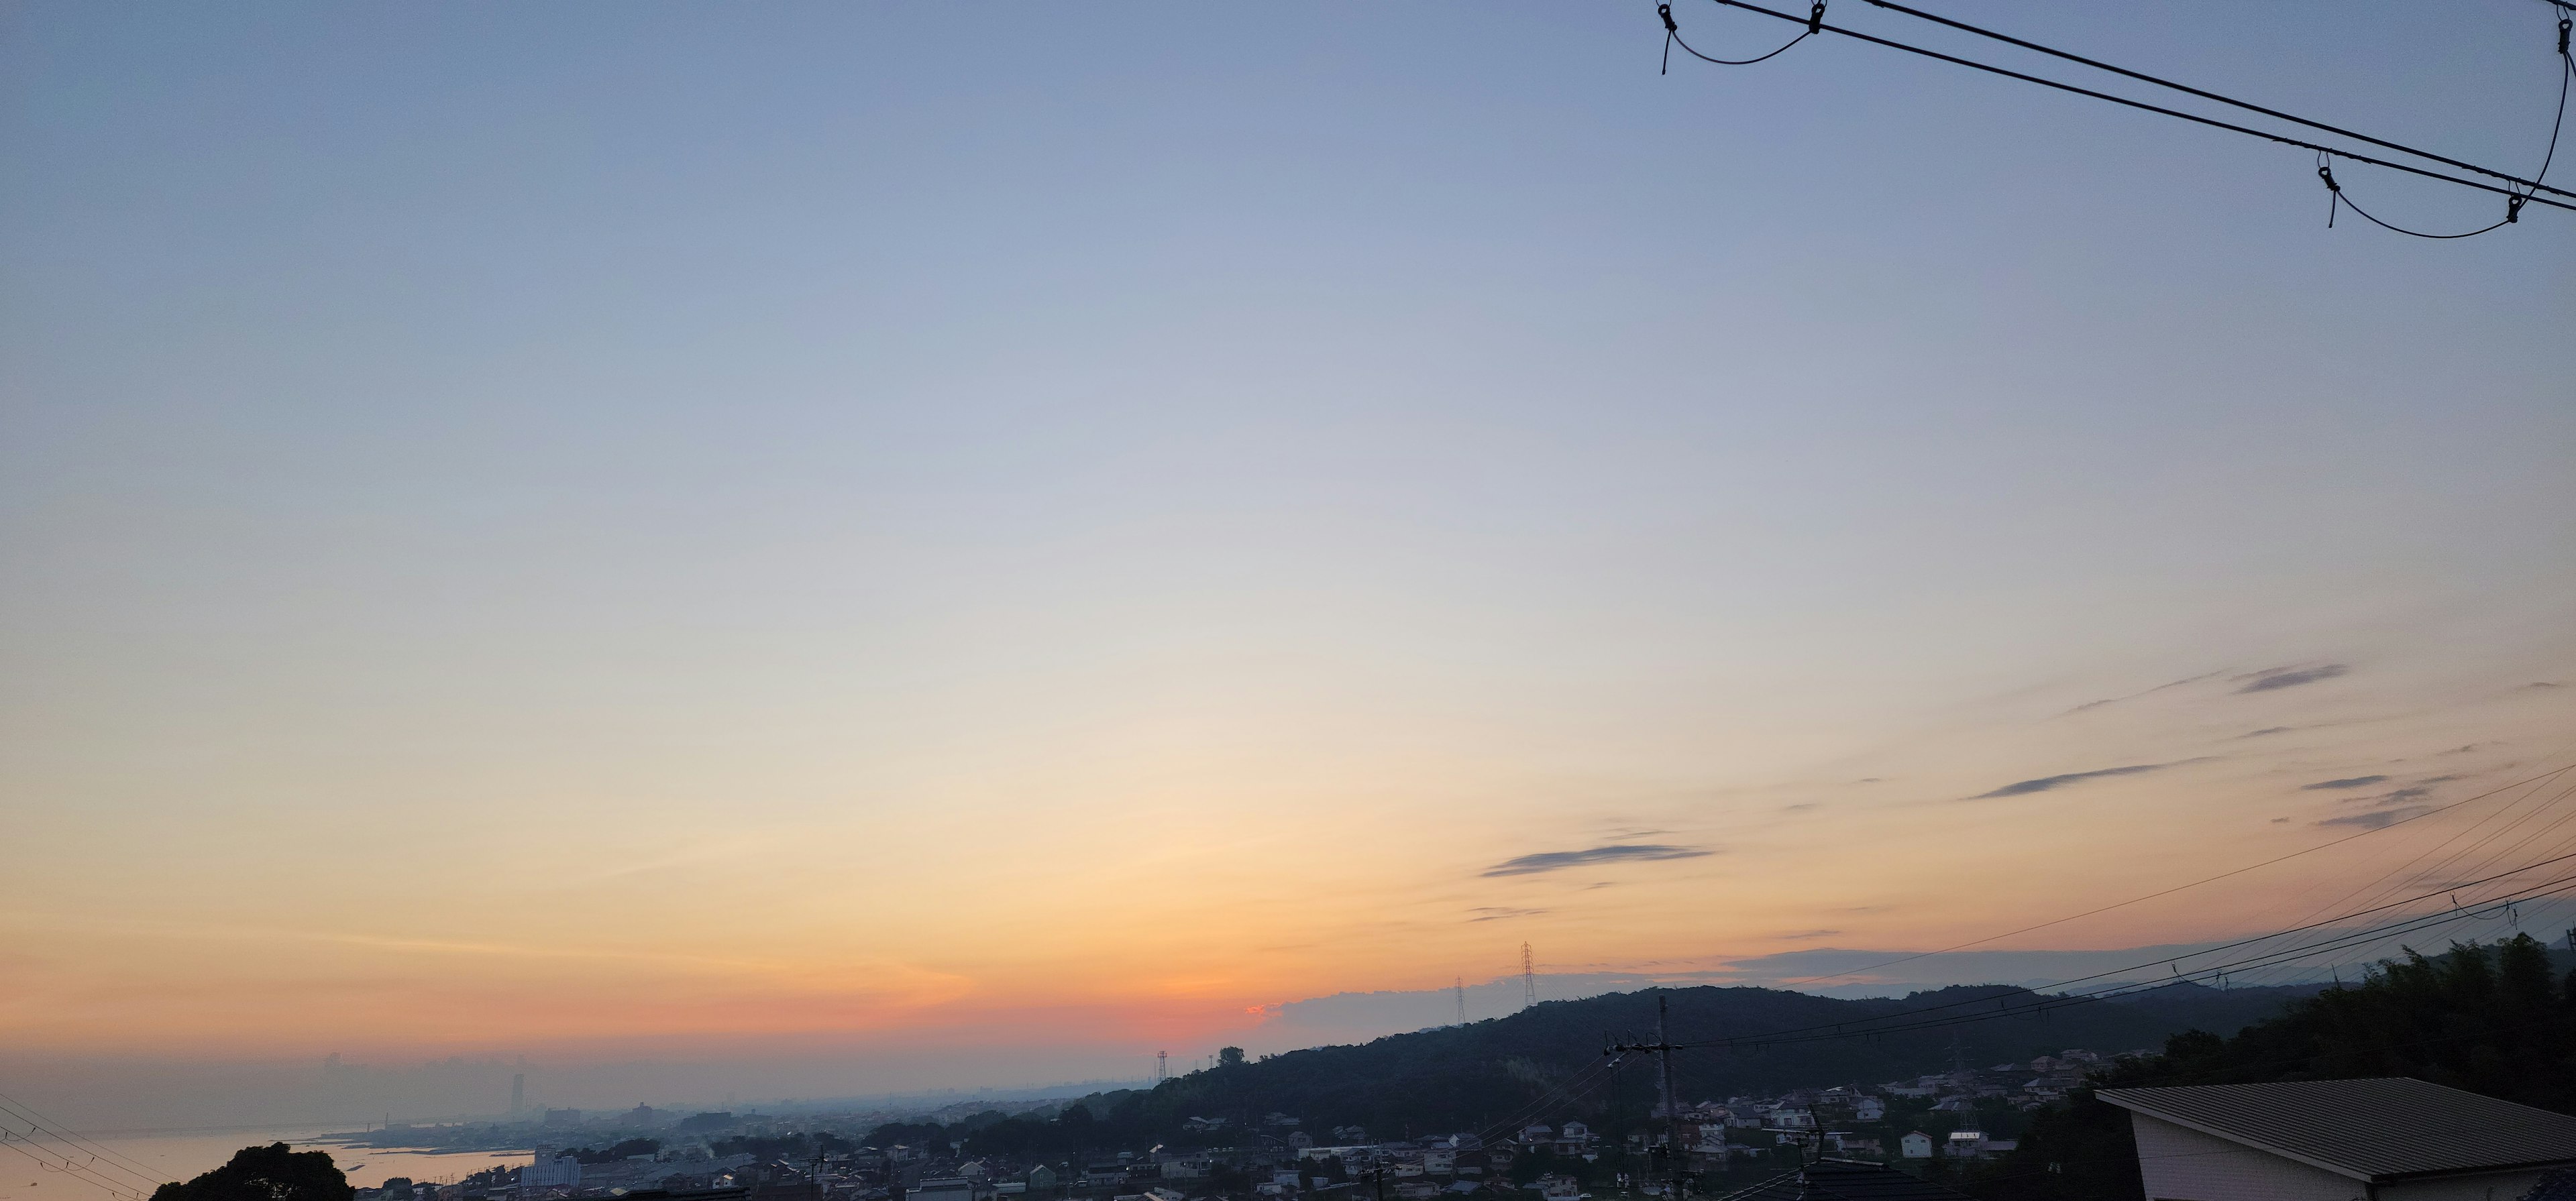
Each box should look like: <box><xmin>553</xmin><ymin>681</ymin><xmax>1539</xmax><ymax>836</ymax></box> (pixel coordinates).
<box><xmin>1480</xmin><ymin>844</ymin><xmax>1715</xmax><ymax>877</ymax></box>
<box><xmin>2234</xmin><ymin>664</ymin><xmax>2349</xmax><ymax>693</ymax></box>
<box><xmin>1467</xmin><ymin>907</ymin><xmax>1549</xmax><ymax>922</ymax></box>
<box><xmin>1773</xmin><ymin>929</ymin><xmax>1841</xmax><ymax>940</ymax></box>
<box><xmin>2239</xmin><ymin>727</ymin><xmax>2295</xmax><ymax>738</ymax></box>
<box><xmin>2065</xmin><ymin>669</ymin><xmax>2224</xmax><ymax>715</ymax></box>
<box><xmin>2302</xmin><ymin>775</ymin><xmax>2389</xmax><ymax>791</ymax></box>
<box><xmin>1970</xmin><ymin>762</ymin><xmax>2173</xmax><ymax>799</ymax></box>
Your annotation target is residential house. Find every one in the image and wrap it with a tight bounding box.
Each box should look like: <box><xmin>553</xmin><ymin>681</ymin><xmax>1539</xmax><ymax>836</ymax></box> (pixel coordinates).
<box><xmin>2099</xmin><ymin>1079</ymin><xmax>2576</xmax><ymax>1201</ymax></box>
<box><xmin>1898</xmin><ymin>1133</ymin><xmax>1933</xmax><ymax>1160</ymax></box>
<box><xmin>1943</xmin><ymin>1133</ymin><xmax>2015</xmax><ymax>1161</ymax></box>
<box><xmin>1827</xmin><ymin>1135</ymin><xmax>1883</xmax><ymax>1159</ymax></box>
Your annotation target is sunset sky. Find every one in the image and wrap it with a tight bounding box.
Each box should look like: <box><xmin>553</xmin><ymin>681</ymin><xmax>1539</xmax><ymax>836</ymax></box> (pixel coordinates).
<box><xmin>4</xmin><ymin>1</ymin><xmax>2573</xmax><ymax>1123</ymax></box>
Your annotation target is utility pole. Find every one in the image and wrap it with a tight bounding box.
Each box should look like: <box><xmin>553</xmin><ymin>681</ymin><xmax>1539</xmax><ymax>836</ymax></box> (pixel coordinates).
<box><xmin>1605</xmin><ymin>995</ymin><xmax>1687</xmax><ymax>1201</ymax></box>
<box><xmin>1658</xmin><ymin>996</ymin><xmax>1680</xmax><ymax>1199</ymax></box>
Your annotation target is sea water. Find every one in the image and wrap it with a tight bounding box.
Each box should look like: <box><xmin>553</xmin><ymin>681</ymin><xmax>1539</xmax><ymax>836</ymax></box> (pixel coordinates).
<box><xmin>7</xmin><ymin>1129</ymin><xmax>530</xmax><ymax>1201</ymax></box>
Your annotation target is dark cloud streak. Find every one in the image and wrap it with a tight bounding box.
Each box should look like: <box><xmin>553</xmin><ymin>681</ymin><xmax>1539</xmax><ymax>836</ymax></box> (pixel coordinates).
<box><xmin>2235</xmin><ymin>664</ymin><xmax>2349</xmax><ymax>693</ymax></box>
<box><xmin>1481</xmin><ymin>844</ymin><xmax>1714</xmax><ymax>877</ymax></box>
<box><xmin>2318</xmin><ymin>805</ymin><xmax>2433</xmax><ymax>830</ymax></box>
<box><xmin>1970</xmin><ymin>762</ymin><xmax>2171</xmax><ymax>799</ymax></box>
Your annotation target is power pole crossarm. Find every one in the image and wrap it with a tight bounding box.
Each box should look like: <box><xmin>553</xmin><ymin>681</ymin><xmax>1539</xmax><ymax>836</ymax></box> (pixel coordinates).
<box><xmin>1605</xmin><ymin>994</ymin><xmax>1690</xmax><ymax>1200</ymax></box>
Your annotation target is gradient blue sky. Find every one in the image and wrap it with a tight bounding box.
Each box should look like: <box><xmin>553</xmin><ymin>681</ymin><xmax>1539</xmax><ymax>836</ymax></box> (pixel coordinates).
<box><xmin>5</xmin><ymin>1</ymin><xmax>2574</xmax><ymax>1121</ymax></box>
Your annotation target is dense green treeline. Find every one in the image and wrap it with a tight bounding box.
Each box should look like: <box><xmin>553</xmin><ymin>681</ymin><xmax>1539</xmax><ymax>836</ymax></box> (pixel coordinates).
<box><xmin>1975</xmin><ymin>935</ymin><xmax>2576</xmax><ymax>1201</ymax></box>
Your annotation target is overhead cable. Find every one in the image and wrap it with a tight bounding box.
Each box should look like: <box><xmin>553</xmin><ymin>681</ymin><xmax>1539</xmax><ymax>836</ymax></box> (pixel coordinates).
<box><xmin>1765</xmin><ymin>760</ymin><xmax>2576</xmax><ymax>993</ymax></box>
<box><xmin>1849</xmin><ymin>0</ymin><xmax>2576</xmax><ymax>203</ymax></box>
<box><xmin>1674</xmin><ymin>0</ymin><xmax>2576</xmax><ymax>221</ymax></box>
<box><xmin>1670</xmin><ymin>850</ymin><xmax>2576</xmax><ymax>1051</ymax></box>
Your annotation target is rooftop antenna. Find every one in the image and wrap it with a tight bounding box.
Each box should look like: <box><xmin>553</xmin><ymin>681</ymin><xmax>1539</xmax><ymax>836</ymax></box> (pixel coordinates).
<box><xmin>1454</xmin><ymin>978</ymin><xmax>1467</xmax><ymax>1026</ymax></box>
<box><xmin>1521</xmin><ymin>943</ymin><xmax>1538</xmax><ymax>1008</ymax></box>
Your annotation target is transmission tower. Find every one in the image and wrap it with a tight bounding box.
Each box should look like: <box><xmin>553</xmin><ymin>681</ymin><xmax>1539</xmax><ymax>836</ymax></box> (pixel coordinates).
<box><xmin>1157</xmin><ymin>1050</ymin><xmax>1167</xmax><ymax>1082</ymax></box>
<box><xmin>1521</xmin><ymin>943</ymin><xmax>1538</xmax><ymax>1007</ymax></box>
<box><xmin>1454</xmin><ymin>977</ymin><xmax>1466</xmax><ymax>1026</ymax></box>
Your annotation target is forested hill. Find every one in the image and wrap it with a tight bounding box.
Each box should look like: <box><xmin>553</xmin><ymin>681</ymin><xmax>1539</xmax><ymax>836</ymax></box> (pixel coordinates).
<box><xmin>1061</xmin><ymin>981</ymin><xmax>2308</xmax><ymax>1144</ymax></box>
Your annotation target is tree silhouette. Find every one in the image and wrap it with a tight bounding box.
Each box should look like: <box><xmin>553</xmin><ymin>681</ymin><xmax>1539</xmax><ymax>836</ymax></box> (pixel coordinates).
<box><xmin>152</xmin><ymin>1144</ymin><xmax>352</xmax><ymax>1201</ymax></box>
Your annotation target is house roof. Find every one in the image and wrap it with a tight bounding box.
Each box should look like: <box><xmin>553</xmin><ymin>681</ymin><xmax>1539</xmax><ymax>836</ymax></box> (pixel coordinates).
<box><xmin>2097</xmin><ymin>1078</ymin><xmax>2576</xmax><ymax>1184</ymax></box>
<box><xmin>1711</xmin><ymin>1159</ymin><xmax>1973</xmax><ymax>1201</ymax></box>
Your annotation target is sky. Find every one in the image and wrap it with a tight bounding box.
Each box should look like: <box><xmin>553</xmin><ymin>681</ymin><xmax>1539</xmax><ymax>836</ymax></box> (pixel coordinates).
<box><xmin>3</xmin><ymin>1</ymin><xmax>2574</xmax><ymax>1128</ymax></box>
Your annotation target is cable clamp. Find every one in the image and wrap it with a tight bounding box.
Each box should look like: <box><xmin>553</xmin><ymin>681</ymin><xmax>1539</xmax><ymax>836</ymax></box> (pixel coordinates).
<box><xmin>2316</xmin><ymin>162</ymin><xmax>2339</xmax><ymax>194</ymax></box>
<box><xmin>1659</xmin><ymin>2</ymin><xmax>1677</xmax><ymax>33</ymax></box>
<box><xmin>2560</xmin><ymin>17</ymin><xmax>2570</xmax><ymax>56</ymax></box>
<box><xmin>2508</xmin><ymin>192</ymin><xmax>2526</xmax><ymax>223</ymax></box>
<box><xmin>1809</xmin><ymin>0</ymin><xmax>1827</xmax><ymax>34</ymax></box>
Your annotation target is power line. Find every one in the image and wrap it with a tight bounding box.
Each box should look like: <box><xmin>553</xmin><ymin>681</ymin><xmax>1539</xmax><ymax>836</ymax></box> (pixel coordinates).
<box><xmin>1672</xmin><ymin>0</ymin><xmax>2576</xmax><ymax>220</ymax></box>
<box><xmin>0</xmin><ymin>1141</ymin><xmax>152</xmax><ymax>1201</ymax></box>
<box><xmin>1658</xmin><ymin>1</ymin><xmax>1811</xmax><ymax>71</ymax></box>
<box><xmin>1764</xmin><ymin>760</ymin><xmax>2576</xmax><ymax>993</ymax></box>
<box><xmin>1847</xmin><ymin>0</ymin><xmax>2576</xmax><ymax>203</ymax></box>
<box><xmin>0</xmin><ymin>1095</ymin><xmax>165</xmax><ymax>1190</ymax></box>
<box><xmin>1672</xmin><ymin>851</ymin><xmax>2576</xmax><ymax>1051</ymax></box>
<box><xmin>1716</xmin><ymin>874</ymin><xmax>2576</xmax><ymax>1049</ymax></box>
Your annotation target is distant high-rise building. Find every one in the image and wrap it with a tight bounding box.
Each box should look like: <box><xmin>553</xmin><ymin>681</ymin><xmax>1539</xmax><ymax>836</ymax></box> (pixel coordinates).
<box><xmin>511</xmin><ymin>1074</ymin><xmax>525</xmax><ymax>1115</ymax></box>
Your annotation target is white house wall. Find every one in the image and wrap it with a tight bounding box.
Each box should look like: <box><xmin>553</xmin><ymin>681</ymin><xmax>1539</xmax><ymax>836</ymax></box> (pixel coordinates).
<box><xmin>2129</xmin><ymin>1115</ymin><xmax>2361</xmax><ymax>1201</ymax></box>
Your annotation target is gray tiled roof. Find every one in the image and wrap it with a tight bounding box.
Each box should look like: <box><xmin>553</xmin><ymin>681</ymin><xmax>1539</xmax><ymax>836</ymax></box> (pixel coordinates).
<box><xmin>2098</xmin><ymin>1079</ymin><xmax>2576</xmax><ymax>1182</ymax></box>
<box><xmin>1711</xmin><ymin>1159</ymin><xmax>1973</xmax><ymax>1201</ymax></box>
